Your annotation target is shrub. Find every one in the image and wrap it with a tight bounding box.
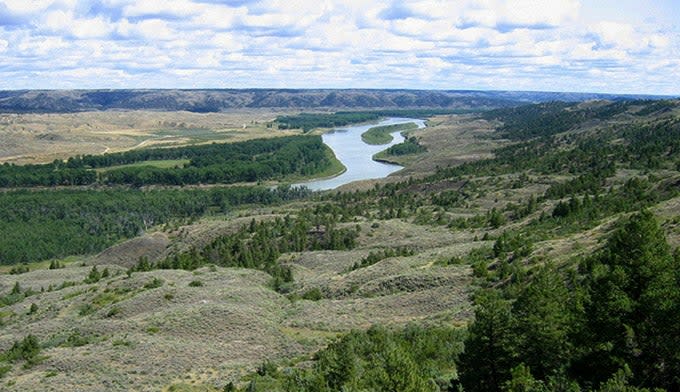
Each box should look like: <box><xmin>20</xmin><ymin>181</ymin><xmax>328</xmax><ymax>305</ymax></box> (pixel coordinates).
<box><xmin>188</xmin><ymin>280</ymin><xmax>204</xmax><ymax>287</ymax></box>
<box><xmin>302</xmin><ymin>288</ymin><xmax>323</xmax><ymax>301</ymax></box>
<box><xmin>144</xmin><ymin>278</ymin><xmax>164</xmax><ymax>289</ymax></box>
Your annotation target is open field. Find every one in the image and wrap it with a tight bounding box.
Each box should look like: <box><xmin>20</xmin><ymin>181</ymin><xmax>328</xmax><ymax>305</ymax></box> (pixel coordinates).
<box><xmin>95</xmin><ymin>159</ymin><xmax>191</xmax><ymax>173</ymax></box>
<box><xmin>0</xmin><ymin>110</ymin><xmax>299</xmax><ymax>164</ymax></box>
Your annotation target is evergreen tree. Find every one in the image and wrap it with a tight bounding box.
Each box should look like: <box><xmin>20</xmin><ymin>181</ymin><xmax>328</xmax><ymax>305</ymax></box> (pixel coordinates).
<box><xmin>577</xmin><ymin>210</ymin><xmax>680</xmax><ymax>389</ymax></box>
<box><xmin>85</xmin><ymin>266</ymin><xmax>101</xmax><ymax>284</ymax></box>
<box><xmin>512</xmin><ymin>266</ymin><xmax>575</xmax><ymax>380</ymax></box>
<box><xmin>459</xmin><ymin>290</ymin><xmax>517</xmax><ymax>392</ymax></box>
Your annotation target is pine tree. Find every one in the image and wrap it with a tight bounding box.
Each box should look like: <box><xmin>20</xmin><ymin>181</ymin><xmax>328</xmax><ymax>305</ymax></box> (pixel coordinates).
<box><xmin>459</xmin><ymin>290</ymin><xmax>517</xmax><ymax>392</ymax></box>
<box><xmin>85</xmin><ymin>266</ymin><xmax>101</xmax><ymax>283</ymax></box>
<box><xmin>577</xmin><ymin>210</ymin><xmax>680</xmax><ymax>389</ymax></box>
<box><xmin>512</xmin><ymin>266</ymin><xmax>575</xmax><ymax>380</ymax></box>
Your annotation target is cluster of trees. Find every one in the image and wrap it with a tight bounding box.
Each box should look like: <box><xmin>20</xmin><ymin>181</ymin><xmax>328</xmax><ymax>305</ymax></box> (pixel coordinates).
<box><xmin>102</xmin><ymin>137</ymin><xmax>332</xmax><ymax>186</ymax></box>
<box><xmin>0</xmin><ymin>281</ymin><xmax>37</xmax><ymax>308</ymax></box>
<box><xmin>527</xmin><ymin>176</ymin><xmax>664</xmax><ymax>240</ymax></box>
<box><xmin>275</xmin><ymin>112</ymin><xmax>382</xmax><ymax>131</ymax></box>
<box><xmin>275</xmin><ymin>109</ymin><xmax>460</xmax><ymax>132</ymax></box>
<box><xmin>231</xmin><ymin>324</ymin><xmax>465</xmax><ymax>391</ymax></box>
<box><xmin>68</xmin><ymin>135</ymin><xmax>320</xmax><ymax>169</ymax></box>
<box><xmin>382</xmin><ymin>136</ymin><xmax>427</xmax><ymax>156</ymax></box>
<box><xmin>0</xmin><ymin>136</ymin><xmax>333</xmax><ymax>187</ymax></box>
<box><xmin>482</xmin><ymin>100</ymin><xmax>638</xmax><ymax>140</ymax></box>
<box><xmin>460</xmin><ymin>211</ymin><xmax>680</xmax><ymax>391</ymax></box>
<box><xmin>0</xmin><ymin>334</ymin><xmax>41</xmax><ymax>374</ymax></box>
<box><xmin>430</xmin><ymin>101</ymin><xmax>680</xmax><ymax>185</ymax></box>
<box><xmin>134</xmin><ymin>210</ymin><xmax>359</xmax><ymax>290</ymax></box>
<box><xmin>0</xmin><ymin>186</ymin><xmax>309</xmax><ymax>264</ymax></box>
<box><xmin>0</xmin><ymin>163</ymin><xmax>96</xmax><ymax>188</ymax></box>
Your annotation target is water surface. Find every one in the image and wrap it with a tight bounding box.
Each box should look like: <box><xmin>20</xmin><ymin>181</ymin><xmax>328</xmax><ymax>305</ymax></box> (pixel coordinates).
<box><xmin>296</xmin><ymin>117</ymin><xmax>426</xmax><ymax>191</ymax></box>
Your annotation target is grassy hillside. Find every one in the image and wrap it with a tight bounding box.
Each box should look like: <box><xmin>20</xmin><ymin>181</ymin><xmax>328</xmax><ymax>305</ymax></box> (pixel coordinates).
<box><xmin>1</xmin><ymin>99</ymin><xmax>679</xmax><ymax>391</ymax></box>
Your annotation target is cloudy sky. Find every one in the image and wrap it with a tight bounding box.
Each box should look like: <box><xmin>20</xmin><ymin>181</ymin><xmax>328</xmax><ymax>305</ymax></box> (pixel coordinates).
<box><xmin>0</xmin><ymin>0</ymin><xmax>678</xmax><ymax>94</ymax></box>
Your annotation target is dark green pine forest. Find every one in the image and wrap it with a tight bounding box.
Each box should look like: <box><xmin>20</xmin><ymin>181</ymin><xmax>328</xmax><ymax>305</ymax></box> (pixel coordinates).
<box><xmin>0</xmin><ymin>135</ymin><xmax>332</xmax><ymax>187</ymax></box>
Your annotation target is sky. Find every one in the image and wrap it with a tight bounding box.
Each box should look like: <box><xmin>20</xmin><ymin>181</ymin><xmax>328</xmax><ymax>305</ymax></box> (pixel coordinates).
<box><xmin>0</xmin><ymin>0</ymin><xmax>678</xmax><ymax>95</ymax></box>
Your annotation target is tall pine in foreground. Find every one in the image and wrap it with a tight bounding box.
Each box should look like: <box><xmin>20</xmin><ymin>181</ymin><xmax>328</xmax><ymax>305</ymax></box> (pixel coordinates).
<box><xmin>459</xmin><ymin>210</ymin><xmax>680</xmax><ymax>391</ymax></box>
<box><xmin>459</xmin><ymin>290</ymin><xmax>516</xmax><ymax>392</ymax></box>
<box><xmin>511</xmin><ymin>267</ymin><xmax>575</xmax><ymax>381</ymax></box>
<box><xmin>577</xmin><ymin>210</ymin><xmax>680</xmax><ymax>389</ymax></box>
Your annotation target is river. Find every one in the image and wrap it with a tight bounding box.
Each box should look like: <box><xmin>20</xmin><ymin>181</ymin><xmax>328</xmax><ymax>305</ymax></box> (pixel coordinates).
<box><xmin>295</xmin><ymin>117</ymin><xmax>426</xmax><ymax>191</ymax></box>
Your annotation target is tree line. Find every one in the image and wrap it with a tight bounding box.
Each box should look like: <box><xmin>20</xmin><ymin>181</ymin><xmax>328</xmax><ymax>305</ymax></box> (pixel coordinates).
<box><xmin>132</xmin><ymin>209</ymin><xmax>359</xmax><ymax>291</ymax></box>
<box><xmin>0</xmin><ymin>135</ymin><xmax>332</xmax><ymax>187</ymax></box>
<box><xmin>0</xmin><ymin>186</ymin><xmax>309</xmax><ymax>264</ymax></box>
<box><xmin>275</xmin><ymin>109</ymin><xmax>462</xmax><ymax>132</ymax></box>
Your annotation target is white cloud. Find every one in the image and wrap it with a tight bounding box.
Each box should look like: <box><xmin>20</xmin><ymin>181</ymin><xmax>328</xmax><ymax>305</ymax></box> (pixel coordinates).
<box><xmin>17</xmin><ymin>36</ymin><xmax>68</xmax><ymax>55</ymax></box>
<box><xmin>211</xmin><ymin>33</ymin><xmax>244</xmax><ymax>51</ymax></box>
<box><xmin>590</xmin><ymin>21</ymin><xmax>669</xmax><ymax>52</ymax></box>
<box><xmin>1</xmin><ymin>0</ymin><xmax>76</xmax><ymax>15</ymax></box>
<box><xmin>407</xmin><ymin>0</ymin><xmax>580</xmax><ymax>29</ymax></box>
<box><xmin>190</xmin><ymin>6</ymin><xmax>248</xmax><ymax>29</ymax></box>
<box><xmin>117</xmin><ymin>18</ymin><xmax>175</xmax><ymax>40</ymax></box>
<box><xmin>120</xmin><ymin>0</ymin><xmax>204</xmax><ymax>18</ymax></box>
<box><xmin>497</xmin><ymin>0</ymin><xmax>580</xmax><ymax>27</ymax></box>
<box><xmin>43</xmin><ymin>10</ymin><xmax>113</xmax><ymax>39</ymax></box>
<box><xmin>0</xmin><ymin>0</ymin><xmax>676</xmax><ymax>94</ymax></box>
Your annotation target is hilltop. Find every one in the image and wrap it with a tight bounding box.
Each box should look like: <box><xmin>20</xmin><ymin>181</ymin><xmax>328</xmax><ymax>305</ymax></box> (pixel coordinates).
<box><xmin>0</xmin><ymin>89</ymin><xmax>666</xmax><ymax>113</ymax></box>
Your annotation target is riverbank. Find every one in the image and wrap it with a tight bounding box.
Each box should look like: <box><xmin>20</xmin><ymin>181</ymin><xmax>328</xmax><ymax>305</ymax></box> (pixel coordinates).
<box><xmin>294</xmin><ymin>117</ymin><xmax>426</xmax><ymax>191</ymax></box>
<box><xmin>361</xmin><ymin>122</ymin><xmax>418</xmax><ymax>145</ymax></box>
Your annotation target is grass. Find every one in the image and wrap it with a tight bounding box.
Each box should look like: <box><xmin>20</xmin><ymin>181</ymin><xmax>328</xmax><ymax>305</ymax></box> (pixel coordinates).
<box><xmin>164</xmin><ymin>383</ymin><xmax>220</xmax><ymax>392</ymax></box>
<box><xmin>361</xmin><ymin>122</ymin><xmax>418</xmax><ymax>145</ymax></box>
<box><xmin>0</xmin><ymin>256</ymin><xmax>81</xmax><ymax>275</ymax></box>
<box><xmin>95</xmin><ymin>159</ymin><xmax>191</xmax><ymax>173</ymax></box>
<box><xmin>280</xmin><ymin>326</ymin><xmax>341</xmax><ymax>344</ymax></box>
<box><xmin>0</xmin><ymin>110</ymin><xmax>299</xmax><ymax>165</ymax></box>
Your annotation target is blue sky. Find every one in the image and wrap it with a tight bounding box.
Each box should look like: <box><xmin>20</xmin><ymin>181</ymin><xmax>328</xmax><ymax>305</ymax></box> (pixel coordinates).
<box><xmin>0</xmin><ymin>0</ymin><xmax>678</xmax><ymax>94</ymax></box>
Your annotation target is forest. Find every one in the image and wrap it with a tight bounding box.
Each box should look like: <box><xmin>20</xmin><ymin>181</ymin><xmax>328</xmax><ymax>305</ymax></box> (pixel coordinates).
<box><xmin>0</xmin><ymin>186</ymin><xmax>309</xmax><ymax>264</ymax></box>
<box><xmin>0</xmin><ymin>135</ymin><xmax>332</xmax><ymax>187</ymax></box>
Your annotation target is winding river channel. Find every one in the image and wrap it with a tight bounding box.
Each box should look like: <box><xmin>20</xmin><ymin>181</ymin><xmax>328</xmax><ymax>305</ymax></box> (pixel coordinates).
<box><xmin>295</xmin><ymin>117</ymin><xmax>426</xmax><ymax>191</ymax></box>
